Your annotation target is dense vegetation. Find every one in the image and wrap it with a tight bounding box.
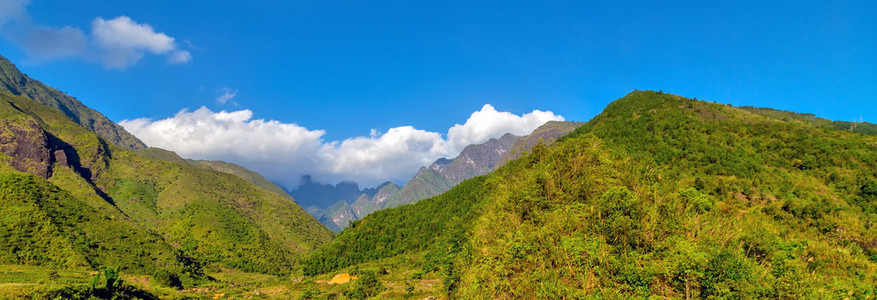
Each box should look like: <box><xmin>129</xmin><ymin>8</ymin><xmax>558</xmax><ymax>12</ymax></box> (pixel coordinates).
<box><xmin>741</xmin><ymin>106</ymin><xmax>877</xmax><ymax>135</ymax></box>
<box><xmin>305</xmin><ymin>91</ymin><xmax>877</xmax><ymax>298</ymax></box>
<box><xmin>302</xmin><ymin>176</ymin><xmax>490</xmax><ymax>275</ymax></box>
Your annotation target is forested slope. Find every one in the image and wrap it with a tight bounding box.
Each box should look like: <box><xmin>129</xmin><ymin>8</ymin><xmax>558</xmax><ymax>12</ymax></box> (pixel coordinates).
<box><xmin>304</xmin><ymin>91</ymin><xmax>877</xmax><ymax>299</ymax></box>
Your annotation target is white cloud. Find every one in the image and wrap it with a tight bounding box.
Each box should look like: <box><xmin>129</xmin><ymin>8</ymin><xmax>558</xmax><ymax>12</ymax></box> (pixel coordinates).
<box><xmin>318</xmin><ymin>126</ymin><xmax>449</xmax><ymax>184</ymax></box>
<box><xmin>0</xmin><ymin>1</ymin><xmax>190</xmax><ymax>69</ymax></box>
<box><xmin>216</xmin><ymin>88</ymin><xmax>238</xmax><ymax>105</ymax></box>
<box><xmin>120</xmin><ymin>104</ymin><xmax>563</xmax><ymax>188</ymax></box>
<box><xmin>91</xmin><ymin>16</ymin><xmax>190</xmax><ymax>68</ymax></box>
<box><xmin>447</xmin><ymin>104</ymin><xmax>564</xmax><ymax>152</ymax></box>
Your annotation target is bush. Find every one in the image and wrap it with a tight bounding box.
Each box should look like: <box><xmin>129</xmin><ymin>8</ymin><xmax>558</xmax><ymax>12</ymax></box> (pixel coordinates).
<box><xmin>344</xmin><ymin>270</ymin><xmax>383</xmax><ymax>300</ymax></box>
<box><xmin>152</xmin><ymin>269</ymin><xmax>183</xmax><ymax>289</ymax></box>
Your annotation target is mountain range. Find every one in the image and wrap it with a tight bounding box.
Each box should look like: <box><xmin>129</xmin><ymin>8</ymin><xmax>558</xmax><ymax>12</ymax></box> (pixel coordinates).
<box><xmin>300</xmin><ymin>121</ymin><xmax>582</xmax><ymax>231</ymax></box>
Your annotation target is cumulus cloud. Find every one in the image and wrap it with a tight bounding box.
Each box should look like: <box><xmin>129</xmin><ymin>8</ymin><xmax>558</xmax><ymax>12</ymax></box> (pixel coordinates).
<box><xmin>120</xmin><ymin>104</ymin><xmax>563</xmax><ymax>188</ymax></box>
<box><xmin>0</xmin><ymin>1</ymin><xmax>190</xmax><ymax>68</ymax></box>
<box><xmin>91</xmin><ymin>16</ymin><xmax>191</xmax><ymax>68</ymax></box>
<box><xmin>447</xmin><ymin>104</ymin><xmax>564</xmax><ymax>152</ymax></box>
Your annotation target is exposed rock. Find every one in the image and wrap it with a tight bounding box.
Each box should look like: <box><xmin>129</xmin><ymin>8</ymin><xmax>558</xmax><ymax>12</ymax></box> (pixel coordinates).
<box><xmin>0</xmin><ymin>119</ymin><xmax>53</xmax><ymax>178</ymax></box>
<box><xmin>53</xmin><ymin>149</ymin><xmax>68</xmax><ymax>167</ymax></box>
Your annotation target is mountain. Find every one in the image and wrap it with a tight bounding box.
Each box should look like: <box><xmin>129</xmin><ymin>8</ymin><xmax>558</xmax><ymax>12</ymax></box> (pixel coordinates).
<box><xmin>0</xmin><ymin>55</ymin><xmax>146</xmax><ymax>151</ymax></box>
<box><xmin>289</xmin><ymin>175</ymin><xmax>372</xmax><ymax>211</ymax></box>
<box><xmin>0</xmin><ymin>61</ymin><xmax>333</xmax><ymax>295</ymax></box>
<box><xmin>303</xmin><ymin>91</ymin><xmax>877</xmax><ymax>298</ymax></box>
<box><xmin>495</xmin><ymin>120</ymin><xmax>585</xmax><ymax>167</ymax></box>
<box><xmin>318</xmin><ymin>122</ymin><xmax>581</xmax><ymax>231</ymax></box>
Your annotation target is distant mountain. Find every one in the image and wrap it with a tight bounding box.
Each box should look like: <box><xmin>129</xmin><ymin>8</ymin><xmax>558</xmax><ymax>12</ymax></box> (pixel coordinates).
<box><xmin>0</xmin><ymin>59</ymin><xmax>332</xmax><ymax>291</ymax></box>
<box><xmin>318</xmin><ymin>122</ymin><xmax>582</xmax><ymax>231</ymax></box>
<box><xmin>0</xmin><ymin>55</ymin><xmax>146</xmax><ymax>150</ymax></box>
<box><xmin>289</xmin><ymin>175</ymin><xmax>371</xmax><ymax>210</ymax></box>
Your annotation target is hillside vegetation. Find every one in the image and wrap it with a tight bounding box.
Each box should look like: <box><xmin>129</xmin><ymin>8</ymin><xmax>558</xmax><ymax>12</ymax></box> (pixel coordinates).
<box><xmin>304</xmin><ymin>91</ymin><xmax>877</xmax><ymax>298</ymax></box>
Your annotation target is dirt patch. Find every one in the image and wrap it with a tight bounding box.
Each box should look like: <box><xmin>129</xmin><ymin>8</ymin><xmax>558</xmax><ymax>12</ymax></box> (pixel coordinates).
<box><xmin>327</xmin><ymin>273</ymin><xmax>356</xmax><ymax>284</ymax></box>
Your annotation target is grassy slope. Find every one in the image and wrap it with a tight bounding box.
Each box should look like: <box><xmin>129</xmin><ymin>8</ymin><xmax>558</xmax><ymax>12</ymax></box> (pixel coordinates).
<box><xmin>304</xmin><ymin>91</ymin><xmax>877</xmax><ymax>298</ymax></box>
<box><xmin>184</xmin><ymin>159</ymin><xmax>292</xmax><ymax>200</ymax></box>
<box><xmin>0</xmin><ymin>91</ymin><xmax>333</xmax><ymax>281</ymax></box>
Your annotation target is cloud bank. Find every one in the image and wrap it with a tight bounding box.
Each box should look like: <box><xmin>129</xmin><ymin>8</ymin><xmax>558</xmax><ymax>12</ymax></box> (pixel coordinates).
<box><xmin>120</xmin><ymin>104</ymin><xmax>563</xmax><ymax>188</ymax></box>
<box><xmin>0</xmin><ymin>0</ymin><xmax>190</xmax><ymax>68</ymax></box>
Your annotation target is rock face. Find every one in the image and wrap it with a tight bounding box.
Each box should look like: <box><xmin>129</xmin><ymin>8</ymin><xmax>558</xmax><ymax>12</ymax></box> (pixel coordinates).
<box><xmin>429</xmin><ymin>133</ymin><xmax>520</xmax><ymax>185</ymax></box>
<box><xmin>0</xmin><ymin>119</ymin><xmax>53</xmax><ymax>178</ymax></box>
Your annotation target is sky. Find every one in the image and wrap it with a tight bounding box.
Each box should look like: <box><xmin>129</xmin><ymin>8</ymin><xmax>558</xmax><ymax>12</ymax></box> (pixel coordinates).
<box><xmin>0</xmin><ymin>0</ymin><xmax>874</xmax><ymax>188</ymax></box>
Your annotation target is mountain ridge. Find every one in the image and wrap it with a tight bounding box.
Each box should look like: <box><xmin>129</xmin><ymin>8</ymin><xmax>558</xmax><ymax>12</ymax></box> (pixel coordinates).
<box><xmin>0</xmin><ymin>55</ymin><xmax>147</xmax><ymax>151</ymax></box>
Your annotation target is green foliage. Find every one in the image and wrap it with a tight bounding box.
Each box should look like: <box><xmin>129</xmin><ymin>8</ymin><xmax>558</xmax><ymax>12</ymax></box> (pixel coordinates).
<box><xmin>102</xmin><ymin>266</ymin><xmax>121</xmax><ymax>292</ymax></box>
<box><xmin>301</xmin><ymin>176</ymin><xmax>488</xmax><ymax>275</ymax></box>
<box><xmin>678</xmin><ymin>187</ymin><xmax>714</xmax><ymax>213</ymax></box>
<box><xmin>151</xmin><ymin>269</ymin><xmax>182</xmax><ymax>289</ymax></box>
<box><xmin>343</xmin><ymin>270</ymin><xmax>383</xmax><ymax>299</ymax></box>
<box><xmin>595</xmin><ymin>187</ymin><xmax>643</xmax><ymax>248</ymax></box>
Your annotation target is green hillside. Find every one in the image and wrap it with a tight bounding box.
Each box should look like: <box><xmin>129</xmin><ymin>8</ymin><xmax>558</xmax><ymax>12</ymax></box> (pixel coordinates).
<box><xmin>303</xmin><ymin>91</ymin><xmax>877</xmax><ymax>298</ymax></box>
<box><xmin>185</xmin><ymin>159</ymin><xmax>292</xmax><ymax>200</ymax></box>
<box><xmin>0</xmin><ymin>89</ymin><xmax>333</xmax><ymax>296</ymax></box>
<box><xmin>740</xmin><ymin>106</ymin><xmax>877</xmax><ymax>135</ymax></box>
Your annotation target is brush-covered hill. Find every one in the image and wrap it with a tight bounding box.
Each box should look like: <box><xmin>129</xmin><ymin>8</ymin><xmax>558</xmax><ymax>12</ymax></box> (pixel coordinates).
<box><xmin>302</xmin><ymin>91</ymin><xmax>877</xmax><ymax>298</ymax></box>
<box><xmin>0</xmin><ymin>85</ymin><xmax>332</xmax><ymax>296</ymax></box>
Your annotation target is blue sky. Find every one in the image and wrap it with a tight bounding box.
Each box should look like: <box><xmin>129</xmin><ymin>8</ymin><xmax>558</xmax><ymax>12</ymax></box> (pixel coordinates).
<box><xmin>1</xmin><ymin>0</ymin><xmax>874</xmax><ymax>187</ymax></box>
